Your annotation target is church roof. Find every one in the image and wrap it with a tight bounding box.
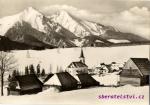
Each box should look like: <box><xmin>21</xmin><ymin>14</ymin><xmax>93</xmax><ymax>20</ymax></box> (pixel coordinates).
<box><xmin>68</xmin><ymin>61</ymin><xmax>88</xmax><ymax>68</ymax></box>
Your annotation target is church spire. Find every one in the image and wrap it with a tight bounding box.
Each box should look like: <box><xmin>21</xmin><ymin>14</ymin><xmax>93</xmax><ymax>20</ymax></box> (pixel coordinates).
<box><xmin>80</xmin><ymin>48</ymin><xmax>85</xmax><ymax>58</ymax></box>
<box><xmin>79</xmin><ymin>48</ymin><xmax>85</xmax><ymax>63</ymax></box>
<box><xmin>26</xmin><ymin>50</ymin><xmax>31</xmax><ymax>58</ymax></box>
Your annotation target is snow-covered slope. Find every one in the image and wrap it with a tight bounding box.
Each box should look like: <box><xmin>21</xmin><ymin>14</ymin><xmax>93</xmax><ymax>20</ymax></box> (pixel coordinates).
<box><xmin>50</xmin><ymin>10</ymin><xmax>113</xmax><ymax>38</ymax></box>
<box><xmin>50</xmin><ymin>10</ymin><xmax>150</xmax><ymax>45</ymax></box>
<box><xmin>51</xmin><ymin>10</ymin><xmax>90</xmax><ymax>38</ymax></box>
<box><xmin>20</xmin><ymin>7</ymin><xmax>46</xmax><ymax>33</ymax></box>
<box><xmin>0</xmin><ymin>13</ymin><xmax>21</xmax><ymax>35</ymax></box>
<box><xmin>108</xmin><ymin>39</ymin><xmax>130</xmax><ymax>43</ymax></box>
<box><xmin>0</xmin><ymin>7</ymin><xmax>78</xmax><ymax>48</ymax></box>
<box><xmin>0</xmin><ymin>85</ymin><xmax>149</xmax><ymax>105</ymax></box>
<box><xmin>0</xmin><ymin>7</ymin><xmax>45</xmax><ymax>35</ymax></box>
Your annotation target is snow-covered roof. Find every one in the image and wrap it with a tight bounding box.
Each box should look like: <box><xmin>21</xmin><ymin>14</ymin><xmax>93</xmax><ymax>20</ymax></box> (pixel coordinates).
<box><xmin>130</xmin><ymin>58</ymin><xmax>150</xmax><ymax>75</ymax></box>
<box><xmin>68</xmin><ymin>61</ymin><xmax>88</xmax><ymax>68</ymax></box>
<box><xmin>77</xmin><ymin>73</ymin><xmax>99</xmax><ymax>87</ymax></box>
<box><xmin>44</xmin><ymin>72</ymin><xmax>78</xmax><ymax>91</ymax></box>
<box><xmin>45</xmin><ymin>74</ymin><xmax>61</xmax><ymax>86</ymax></box>
<box><xmin>16</xmin><ymin>74</ymin><xmax>43</xmax><ymax>91</ymax></box>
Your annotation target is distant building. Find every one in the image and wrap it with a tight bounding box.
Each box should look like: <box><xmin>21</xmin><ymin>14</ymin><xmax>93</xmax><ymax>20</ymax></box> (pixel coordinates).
<box><xmin>87</xmin><ymin>69</ymin><xmax>95</xmax><ymax>75</ymax></box>
<box><xmin>110</xmin><ymin>62</ymin><xmax>124</xmax><ymax>72</ymax></box>
<box><xmin>94</xmin><ymin>63</ymin><xmax>110</xmax><ymax>75</ymax></box>
<box><xmin>66</xmin><ymin>48</ymin><xmax>88</xmax><ymax>75</ymax></box>
<box><xmin>120</xmin><ymin>58</ymin><xmax>150</xmax><ymax>86</ymax></box>
<box><xmin>95</xmin><ymin>66</ymin><xmax>109</xmax><ymax>74</ymax></box>
<box><xmin>95</xmin><ymin>62</ymin><xmax>124</xmax><ymax>75</ymax></box>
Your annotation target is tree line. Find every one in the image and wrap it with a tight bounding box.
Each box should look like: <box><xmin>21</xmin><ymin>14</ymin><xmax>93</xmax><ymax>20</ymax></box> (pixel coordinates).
<box><xmin>8</xmin><ymin>64</ymin><xmax>46</xmax><ymax>80</ymax></box>
<box><xmin>24</xmin><ymin>64</ymin><xmax>46</xmax><ymax>76</ymax></box>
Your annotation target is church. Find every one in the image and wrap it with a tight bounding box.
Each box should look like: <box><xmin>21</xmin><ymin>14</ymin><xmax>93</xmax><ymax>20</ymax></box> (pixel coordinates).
<box><xmin>66</xmin><ymin>48</ymin><xmax>88</xmax><ymax>75</ymax></box>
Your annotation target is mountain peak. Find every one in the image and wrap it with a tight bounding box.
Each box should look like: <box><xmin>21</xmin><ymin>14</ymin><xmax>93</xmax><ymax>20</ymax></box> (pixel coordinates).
<box><xmin>23</xmin><ymin>7</ymin><xmax>40</xmax><ymax>15</ymax></box>
<box><xmin>55</xmin><ymin>10</ymin><xmax>71</xmax><ymax>18</ymax></box>
<box><xmin>27</xmin><ymin>6</ymin><xmax>35</xmax><ymax>10</ymax></box>
<box><xmin>59</xmin><ymin>10</ymin><xmax>69</xmax><ymax>14</ymax></box>
<box><xmin>20</xmin><ymin>6</ymin><xmax>43</xmax><ymax>22</ymax></box>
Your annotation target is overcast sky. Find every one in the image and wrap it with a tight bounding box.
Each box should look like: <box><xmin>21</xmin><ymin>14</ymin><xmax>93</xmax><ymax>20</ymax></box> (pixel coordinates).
<box><xmin>0</xmin><ymin>0</ymin><xmax>150</xmax><ymax>38</ymax></box>
<box><xmin>0</xmin><ymin>0</ymin><xmax>149</xmax><ymax>17</ymax></box>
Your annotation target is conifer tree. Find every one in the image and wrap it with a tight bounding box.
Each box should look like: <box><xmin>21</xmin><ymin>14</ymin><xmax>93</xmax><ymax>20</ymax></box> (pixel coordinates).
<box><xmin>25</xmin><ymin>66</ymin><xmax>29</xmax><ymax>75</ymax></box>
<box><xmin>41</xmin><ymin>69</ymin><xmax>45</xmax><ymax>76</ymax></box>
<box><xmin>29</xmin><ymin>64</ymin><xmax>35</xmax><ymax>74</ymax></box>
<box><xmin>36</xmin><ymin>64</ymin><xmax>40</xmax><ymax>76</ymax></box>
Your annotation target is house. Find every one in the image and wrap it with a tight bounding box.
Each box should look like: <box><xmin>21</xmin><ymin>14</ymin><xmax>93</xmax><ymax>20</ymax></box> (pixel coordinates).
<box><xmin>110</xmin><ymin>62</ymin><xmax>124</xmax><ymax>72</ymax></box>
<box><xmin>77</xmin><ymin>73</ymin><xmax>99</xmax><ymax>88</ymax></box>
<box><xmin>94</xmin><ymin>63</ymin><xmax>110</xmax><ymax>75</ymax></box>
<box><xmin>66</xmin><ymin>48</ymin><xmax>88</xmax><ymax>75</ymax></box>
<box><xmin>87</xmin><ymin>69</ymin><xmax>95</xmax><ymax>75</ymax></box>
<box><xmin>7</xmin><ymin>74</ymin><xmax>43</xmax><ymax>95</ymax></box>
<box><xmin>44</xmin><ymin>72</ymin><xmax>78</xmax><ymax>91</ymax></box>
<box><xmin>95</xmin><ymin>62</ymin><xmax>123</xmax><ymax>75</ymax></box>
<box><xmin>120</xmin><ymin>58</ymin><xmax>150</xmax><ymax>86</ymax></box>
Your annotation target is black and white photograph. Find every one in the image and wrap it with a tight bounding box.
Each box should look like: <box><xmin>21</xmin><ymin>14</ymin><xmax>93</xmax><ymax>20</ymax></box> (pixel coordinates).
<box><xmin>0</xmin><ymin>0</ymin><xmax>149</xmax><ymax>105</ymax></box>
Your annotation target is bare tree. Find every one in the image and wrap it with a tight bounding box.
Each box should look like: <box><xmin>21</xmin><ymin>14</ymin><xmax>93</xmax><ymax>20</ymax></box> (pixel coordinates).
<box><xmin>0</xmin><ymin>51</ymin><xmax>17</xmax><ymax>96</ymax></box>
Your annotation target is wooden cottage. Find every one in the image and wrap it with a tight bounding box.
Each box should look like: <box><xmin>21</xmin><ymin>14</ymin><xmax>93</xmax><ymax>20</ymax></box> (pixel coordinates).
<box><xmin>7</xmin><ymin>74</ymin><xmax>43</xmax><ymax>95</ymax></box>
<box><xmin>44</xmin><ymin>72</ymin><xmax>78</xmax><ymax>91</ymax></box>
<box><xmin>120</xmin><ymin>58</ymin><xmax>150</xmax><ymax>86</ymax></box>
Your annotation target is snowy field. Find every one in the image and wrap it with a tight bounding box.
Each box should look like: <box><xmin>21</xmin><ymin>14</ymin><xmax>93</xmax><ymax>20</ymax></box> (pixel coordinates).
<box><xmin>0</xmin><ymin>72</ymin><xmax>149</xmax><ymax>105</ymax></box>
<box><xmin>10</xmin><ymin>45</ymin><xmax>149</xmax><ymax>74</ymax></box>
<box><xmin>0</xmin><ymin>85</ymin><xmax>149</xmax><ymax>105</ymax></box>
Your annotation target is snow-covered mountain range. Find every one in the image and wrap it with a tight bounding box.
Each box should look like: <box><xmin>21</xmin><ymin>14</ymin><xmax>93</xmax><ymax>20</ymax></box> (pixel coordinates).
<box><xmin>0</xmin><ymin>7</ymin><xmax>149</xmax><ymax>50</ymax></box>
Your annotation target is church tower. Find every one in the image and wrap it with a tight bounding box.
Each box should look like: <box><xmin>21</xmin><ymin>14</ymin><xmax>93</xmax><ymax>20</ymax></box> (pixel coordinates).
<box><xmin>79</xmin><ymin>48</ymin><xmax>85</xmax><ymax>63</ymax></box>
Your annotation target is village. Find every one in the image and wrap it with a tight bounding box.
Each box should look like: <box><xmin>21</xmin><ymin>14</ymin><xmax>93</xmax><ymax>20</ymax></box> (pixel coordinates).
<box><xmin>4</xmin><ymin>48</ymin><xmax>150</xmax><ymax>96</ymax></box>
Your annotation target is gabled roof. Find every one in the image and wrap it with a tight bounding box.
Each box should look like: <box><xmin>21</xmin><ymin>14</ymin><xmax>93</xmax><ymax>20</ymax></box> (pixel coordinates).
<box><xmin>77</xmin><ymin>73</ymin><xmax>99</xmax><ymax>87</ymax></box>
<box><xmin>130</xmin><ymin>58</ymin><xmax>150</xmax><ymax>75</ymax></box>
<box><xmin>44</xmin><ymin>72</ymin><xmax>78</xmax><ymax>91</ymax></box>
<box><xmin>96</xmin><ymin>64</ymin><xmax>110</xmax><ymax>71</ymax></box>
<box><xmin>68</xmin><ymin>61</ymin><xmax>88</xmax><ymax>68</ymax></box>
<box><xmin>43</xmin><ymin>73</ymin><xmax>54</xmax><ymax>83</ymax></box>
<box><xmin>57</xmin><ymin>72</ymin><xmax>78</xmax><ymax>90</ymax></box>
<box><xmin>15</xmin><ymin>74</ymin><xmax>43</xmax><ymax>91</ymax></box>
